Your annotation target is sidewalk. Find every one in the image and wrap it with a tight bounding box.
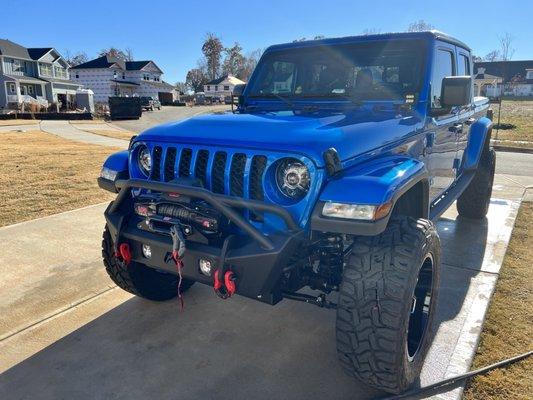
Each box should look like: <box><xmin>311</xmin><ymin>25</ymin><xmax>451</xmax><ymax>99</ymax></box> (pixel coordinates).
<box><xmin>40</xmin><ymin>120</ymin><xmax>128</xmax><ymax>147</ymax></box>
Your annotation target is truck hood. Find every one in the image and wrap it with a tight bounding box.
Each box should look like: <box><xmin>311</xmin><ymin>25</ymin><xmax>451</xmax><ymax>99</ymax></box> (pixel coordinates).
<box><xmin>136</xmin><ymin>109</ymin><xmax>422</xmax><ymax>168</ymax></box>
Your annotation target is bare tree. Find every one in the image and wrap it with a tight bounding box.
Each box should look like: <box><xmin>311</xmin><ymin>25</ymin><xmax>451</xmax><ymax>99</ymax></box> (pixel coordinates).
<box><xmin>174</xmin><ymin>81</ymin><xmax>188</xmax><ymax>95</ymax></box>
<box><xmin>186</xmin><ymin>68</ymin><xmax>208</xmax><ymax>93</ymax></box>
<box><xmin>202</xmin><ymin>33</ymin><xmax>224</xmax><ymax>80</ymax></box>
<box><xmin>124</xmin><ymin>47</ymin><xmax>134</xmax><ymax>61</ymax></box>
<box><xmin>99</xmin><ymin>47</ymin><xmax>132</xmax><ymax>61</ymax></box>
<box><xmin>483</xmin><ymin>50</ymin><xmax>501</xmax><ymax>62</ymax></box>
<box><xmin>499</xmin><ymin>32</ymin><xmax>515</xmax><ymax>61</ymax></box>
<box><xmin>240</xmin><ymin>49</ymin><xmax>263</xmax><ymax>81</ymax></box>
<box><xmin>222</xmin><ymin>42</ymin><xmax>246</xmax><ymax>78</ymax></box>
<box><xmin>63</xmin><ymin>50</ymin><xmax>88</xmax><ymax>66</ymax></box>
<box><xmin>407</xmin><ymin>20</ymin><xmax>434</xmax><ymax>32</ymax></box>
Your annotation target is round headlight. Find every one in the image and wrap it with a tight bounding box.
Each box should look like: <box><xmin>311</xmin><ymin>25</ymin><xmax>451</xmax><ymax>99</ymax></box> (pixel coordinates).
<box><xmin>137</xmin><ymin>145</ymin><xmax>151</xmax><ymax>176</ymax></box>
<box><xmin>275</xmin><ymin>158</ymin><xmax>310</xmax><ymax>200</ymax></box>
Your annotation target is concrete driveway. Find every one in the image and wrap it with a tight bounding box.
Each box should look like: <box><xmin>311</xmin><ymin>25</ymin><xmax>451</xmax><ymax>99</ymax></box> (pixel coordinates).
<box><xmin>0</xmin><ymin>153</ymin><xmax>531</xmax><ymax>400</ymax></box>
<box><xmin>112</xmin><ymin>105</ymin><xmax>230</xmax><ymax>133</ymax></box>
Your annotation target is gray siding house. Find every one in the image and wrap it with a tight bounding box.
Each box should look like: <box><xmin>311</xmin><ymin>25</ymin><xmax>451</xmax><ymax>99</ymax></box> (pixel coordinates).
<box><xmin>0</xmin><ymin>39</ymin><xmax>81</xmax><ymax>110</ymax></box>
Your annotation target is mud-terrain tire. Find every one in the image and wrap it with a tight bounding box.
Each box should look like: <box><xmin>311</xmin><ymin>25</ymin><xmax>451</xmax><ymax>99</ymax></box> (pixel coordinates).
<box><xmin>336</xmin><ymin>217</ymin><xmax>441</xmax><ymax>394</ymax></box>
<box><xmin>102</xmin><ymin>225</ymin><xmax>194</xmax><ymax>301</ymax></box>
<box><xmin>456</xmin><ymin>146</ymin><xmax>496</xmax><ymax>219</ymax></box>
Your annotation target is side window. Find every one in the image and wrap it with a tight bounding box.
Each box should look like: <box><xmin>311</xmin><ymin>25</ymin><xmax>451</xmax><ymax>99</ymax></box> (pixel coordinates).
<box><xmin>431</xmin><ymin>49</ymin><xmax>454</xmax><ymax>109</ymax></box>
<box><xmin>457</xmin><ymin>54</ymin><xmax>470</xmax><ymax>76</ymax></box>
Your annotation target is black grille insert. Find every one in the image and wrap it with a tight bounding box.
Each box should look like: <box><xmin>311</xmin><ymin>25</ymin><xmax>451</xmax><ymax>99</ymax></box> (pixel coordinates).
<box><xmin>212</xmin><ymin>151</ymin><xmax>227</xmax><ymax>194</ymax></box>
<box><xmin>230</xmin><ymin>153</ymin><xmax>247</xmax><ymax>197</ymax></box>
<box><xmin>178</xmin><ymin>148</ymin><xmax>192</xmax><ymax>177</ymax></box>
<box><xmin>164</xmin><ymin>147</ymin><xmax>177</xmax><ymax>182</ymax></box>
<box><xmin>151</xmin><ymin>146</ymin><xmax>162</xmax><ymax>181</ymax></box>
<box><xmin>195</xmin><ymin>150</ymin><xmax>209</xmax><ymax>187</ymax></box>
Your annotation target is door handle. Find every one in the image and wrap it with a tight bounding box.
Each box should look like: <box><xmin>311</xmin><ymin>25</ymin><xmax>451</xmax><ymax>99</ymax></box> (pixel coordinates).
<box><xmin>464</xmin><ymin>118</ymin><xmax>476</xmax><ymax>125</ymax></box>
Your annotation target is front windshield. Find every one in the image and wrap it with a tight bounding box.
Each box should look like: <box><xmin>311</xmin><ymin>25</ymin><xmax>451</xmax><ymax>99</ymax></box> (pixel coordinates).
<box><xmin>247</xmin><ymin>39</ymin><xmax>426</xmax><ymax>102</ymax></box>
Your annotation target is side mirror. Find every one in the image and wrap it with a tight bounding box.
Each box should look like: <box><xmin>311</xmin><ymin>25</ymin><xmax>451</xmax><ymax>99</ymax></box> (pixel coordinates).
<box><xmin>232</xmin><ymin>84</ymin><xmax>246</xmax><ymax>97</ymax></box>
<box><xmin>441</xmin><ymin>76</ymin><xmax>471</xmax><ymax>107</ymax></box>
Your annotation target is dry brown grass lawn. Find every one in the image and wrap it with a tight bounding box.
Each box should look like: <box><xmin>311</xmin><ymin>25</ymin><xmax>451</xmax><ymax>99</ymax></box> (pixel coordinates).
<box><xmin>490</xmin><ymin>100</ymin><xmax>533</xmax><ymax>143</ymax></box>
<box><xmin>464</xmin><ymin>202</ymin><xmax>533</xmax><ymax>400</ymax></box>
<box><xmin>0</xmin><ymin>130</ymin><xmax>118</xmax><ymax>227</ymax></box>
<box><xmin>0</xmin><ymin>120</ymin><xmax>41</xmax><ymax>126</ymax></box>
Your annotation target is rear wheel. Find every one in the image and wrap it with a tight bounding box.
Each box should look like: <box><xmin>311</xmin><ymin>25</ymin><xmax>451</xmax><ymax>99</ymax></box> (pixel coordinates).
<box><xmin>457</xmin><ymin>145</ymin><xmax>496</xmax><ymax>219</ymax></box>
<box><xmin>336</xmin><ymin>216</ymin><xmax>441</xmax><ymax>394</ymax></box>
<box><xmin>102</xmin><ymin>225</ymin><xmax>194</xmax><ymax>301</ymax></box>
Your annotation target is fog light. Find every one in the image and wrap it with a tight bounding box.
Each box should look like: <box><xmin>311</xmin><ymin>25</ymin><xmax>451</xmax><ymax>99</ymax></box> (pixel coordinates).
<box><xmin>142</xmin><ymin>244</ymin><xmax>152</xmax><ymax>258</ymax></box>
<box><xmin>199</xmin><ymin>259</ymin><xmax>213</xmax><ymax>276</ymax></box>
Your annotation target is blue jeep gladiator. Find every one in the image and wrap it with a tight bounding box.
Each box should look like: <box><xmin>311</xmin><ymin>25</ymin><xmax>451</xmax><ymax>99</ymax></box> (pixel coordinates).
<box><xmin>98</xmin><ymin>31</ymin><xmax>495</xmax><ymax>394</ymax></box>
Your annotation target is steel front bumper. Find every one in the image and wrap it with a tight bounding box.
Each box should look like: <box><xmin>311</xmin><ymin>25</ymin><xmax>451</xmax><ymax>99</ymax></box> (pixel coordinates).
<box><xmin>103</xmin><ymin>179</ymin><xmax>303</xmax><ymax>305</ymax></box>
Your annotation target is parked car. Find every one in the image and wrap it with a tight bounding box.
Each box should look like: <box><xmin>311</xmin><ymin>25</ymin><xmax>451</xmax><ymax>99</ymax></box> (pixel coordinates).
<box><xmin>140</xmin><ymin>96</ymin><xmax>161</xmax><ymax>111</ymax></box>
<box><xmin>98</xmin><ymin>31</ymin><xmax>495</xmax><ymax>395</ymax></box>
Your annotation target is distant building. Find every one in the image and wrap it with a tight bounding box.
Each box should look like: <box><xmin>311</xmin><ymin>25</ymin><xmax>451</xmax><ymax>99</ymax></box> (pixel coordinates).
<box><xmin>70</xmin><ymin>56</ymin><xmax>178</xmax><ymax>104</ymax></box>
<box><xmin>0</xmin><ymin>39</ymin><xmax>81</xmax><ymax>110</ymax></box>
<box><xmin>474</xmin><ymin>60</ymin><xmax>533</xmax><ymax>98</ymax></box>
<box><xmin>203</xmin><ymin>75</ymin><xmax>245</xmax><ymax>101</ymax></box>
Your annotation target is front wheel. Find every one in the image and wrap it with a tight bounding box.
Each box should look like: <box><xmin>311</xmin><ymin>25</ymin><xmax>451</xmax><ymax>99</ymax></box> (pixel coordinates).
<box><xmin>336</xmin><ymin>217</ymin><xmax>441</xmax><ymax>394</ymax></box>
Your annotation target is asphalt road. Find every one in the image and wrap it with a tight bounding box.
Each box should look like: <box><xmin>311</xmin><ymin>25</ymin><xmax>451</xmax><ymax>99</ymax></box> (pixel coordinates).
<box><xmin>113</xmin><ymin>105</ymin><xmax>230</xmax><ymax>133</ymax></box>
<box><xmin>495</xmin><ymin>151</ymin><xmax>533</xmax><ymax>176</ymax></box>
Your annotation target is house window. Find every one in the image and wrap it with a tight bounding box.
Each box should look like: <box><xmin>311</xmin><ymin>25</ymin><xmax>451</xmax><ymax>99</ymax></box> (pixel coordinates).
<box><xmin>206</xmin><ymin>85</ymin><xmax>210</xmax><ymax>91</ymax></box>
<box><xmin>54</xmin><ymin>65</ymin><xmax>67</xmax><ymax>79</ymax></box>
<box><xmin>75</xmin><ymin>73</ymin><xmax>79</xmax><ymax>79</ymax></box>
<box><xmin>8</xmin><ymin>83</ymin><xmax>16</xmax><ymax>94</ymax></box>
<box><xmin>39</xmin><ymin>63</ymin><xmax>53</xmax><ymax>77</ymax></box>
<box><xmin>28</xmin><ymin>85</ymin><xmax>34</xmax><ymax>95</ymax></box>
<box><xmin>527</xmin><ymin>70</ymin><xmax>533</xmax><ymax>80</ymax></box>
<box><xmin>143</xmin><ymin>74</ymin><xmax>150</xmax><ymax>81</ymax></box>
<box><xmin>224</xmin><ymin>85</ymin><xmax>230</xmax><ymax>91</ymax></box>
<box><xmin>12</xmin><ymin>59</ymin><xmax>25</xmax><ymax>73</ymax></box>
<box><xmin>122</xmin><ymin>73</ymin><xmax>125</xmax><ymax>79</ymax></box>
<box><xmin>214</xmin><ymin>85</ymin><xmax>218</xmax><ymax>91</ymax></box>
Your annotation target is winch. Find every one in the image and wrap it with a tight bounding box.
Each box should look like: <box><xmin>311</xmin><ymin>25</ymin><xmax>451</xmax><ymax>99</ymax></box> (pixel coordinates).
<box><xmin>134</xmin><ymin>199</ymin><xmax>227</xmax><ymax>235</ymax></box>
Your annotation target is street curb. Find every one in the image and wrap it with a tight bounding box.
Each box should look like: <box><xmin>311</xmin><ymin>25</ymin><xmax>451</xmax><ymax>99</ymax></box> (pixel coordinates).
<box><xmin>493</xmin><ymin>145</ymin><xmax>533</xmax><ymax>154</ymax></box>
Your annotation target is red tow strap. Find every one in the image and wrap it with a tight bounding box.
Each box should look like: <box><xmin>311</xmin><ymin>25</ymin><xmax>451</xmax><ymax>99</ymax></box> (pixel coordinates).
<box><xmin>170</xmin><ymin>225</ymin><xmax>186</xmax><ymax>311</ymax></box>
<box><xmin>171</xmin><ymin>250</ymin><xmax>185</xmax><ymax>311</ymax></box>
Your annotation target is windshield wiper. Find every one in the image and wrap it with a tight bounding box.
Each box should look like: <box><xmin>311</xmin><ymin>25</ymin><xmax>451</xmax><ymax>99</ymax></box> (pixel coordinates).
<box><xmin>248</xmin><ymin>93</ymin><xmax>295</xmax><ymax>108</ymax></box>
<box><xmin>295</xmin><ymin>94</ymin><xmax>363</xmax><ymax>106</ymax></box>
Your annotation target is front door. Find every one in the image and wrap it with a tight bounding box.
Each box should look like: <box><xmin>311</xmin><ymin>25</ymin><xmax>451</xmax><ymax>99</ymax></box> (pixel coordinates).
<box><xmin>454</xmin><ymin>49</ymin><xmax>474</xmax><ymax>175</ymax></box>
<box><xmin>426</xmin><ymin>45</ymin><xmax>458</xmax><ymax>201</ymax></box>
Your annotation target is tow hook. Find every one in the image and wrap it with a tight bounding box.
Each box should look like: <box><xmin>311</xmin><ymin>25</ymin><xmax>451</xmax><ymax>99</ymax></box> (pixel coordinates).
<box><xmin>213</xmin><ymin>235</ymin><xmax>237</xmax><ymax>299</ymax></box>
<box><xmin>115</xmin><ymin>243</ymin><xmax>132</xmax><ymax>266</ymax></box>
<box><xmin>213</xmin><ymin>269</ymin><xmax>237</xmax><ymax>299</ymax></box>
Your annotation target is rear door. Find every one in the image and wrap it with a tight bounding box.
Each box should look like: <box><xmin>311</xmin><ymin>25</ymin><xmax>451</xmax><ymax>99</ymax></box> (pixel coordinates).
<box><xmin>426</xmin><ymin>44</ymin><xmax>459</xmax><ymax>200</ymax></box>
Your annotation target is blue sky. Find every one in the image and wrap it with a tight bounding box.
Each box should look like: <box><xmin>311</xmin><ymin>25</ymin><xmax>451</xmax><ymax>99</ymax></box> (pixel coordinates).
<box><xmin>3</xmin><ymin>0</ymin><xmax>532</xmax><ymax>83</ymax></box>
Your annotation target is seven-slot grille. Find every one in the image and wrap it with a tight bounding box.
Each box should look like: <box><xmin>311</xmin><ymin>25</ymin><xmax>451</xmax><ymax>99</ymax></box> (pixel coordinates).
<box><xmin>149</xmin><ymin>146</ymin><xmax>268</xmax><ymax>204</ymax></box>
